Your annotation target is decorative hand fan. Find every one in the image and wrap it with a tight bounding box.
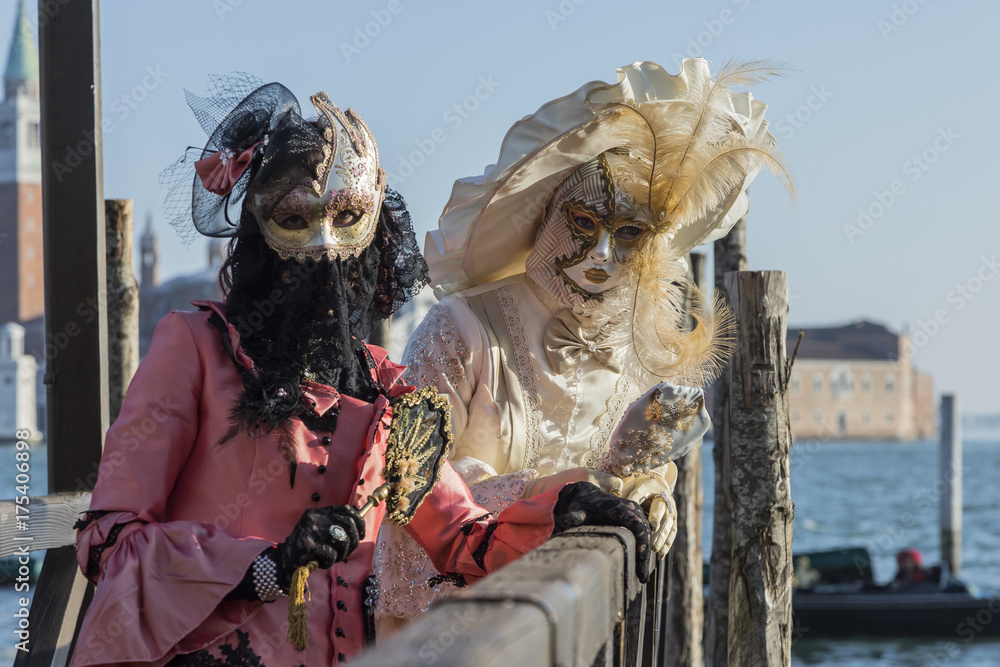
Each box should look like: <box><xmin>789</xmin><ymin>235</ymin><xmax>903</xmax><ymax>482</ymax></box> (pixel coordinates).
<box><xmin>289</xmin><ymin>387</ymin><xmax>454</xmax><ymax>649</ymax></box>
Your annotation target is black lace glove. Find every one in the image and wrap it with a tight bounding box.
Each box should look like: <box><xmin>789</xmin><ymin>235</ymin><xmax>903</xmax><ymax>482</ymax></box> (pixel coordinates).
<box><xmin>553</xmin><ymin>481</ymin><xmax>653</xmax><ymax>583</ymax></box>
<box><xmin>273</xmin><ymin>505</ymin><xmax>366</xmax><ymax>590</ymax></box>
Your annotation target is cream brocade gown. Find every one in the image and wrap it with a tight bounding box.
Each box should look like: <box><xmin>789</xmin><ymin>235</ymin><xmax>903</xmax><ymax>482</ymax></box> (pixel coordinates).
<box><xmin>373</xmin><ymin>273</ymin><xmax>643</xmax><ymax>622</ymax></box>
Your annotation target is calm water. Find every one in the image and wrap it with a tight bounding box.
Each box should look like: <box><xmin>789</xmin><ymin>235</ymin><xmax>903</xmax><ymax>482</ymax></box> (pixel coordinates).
<box><xmin>701</xmin><ymin>437</ymin><xmax>1000</xmax><ymax>667</ymax></box>
<box><xmin>2</xmin><ymin>438</ymin><xmax>999</xmax><ymax>665</ymax></box>
<box><xmin>0</xmin><ymin>439</ymin><xmax>47</xmax><ymax>666</ymax></box>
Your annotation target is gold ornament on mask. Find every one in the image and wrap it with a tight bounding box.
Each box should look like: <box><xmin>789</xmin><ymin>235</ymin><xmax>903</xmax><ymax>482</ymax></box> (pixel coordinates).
<box><xmin>254</xmin><ymin>92</ymin><xmax>387</xmax><ymax>262</ymax></box>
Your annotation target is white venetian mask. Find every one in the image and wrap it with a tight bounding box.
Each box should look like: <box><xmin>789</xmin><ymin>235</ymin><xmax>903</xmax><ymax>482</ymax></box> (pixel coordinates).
<box><xmin>252</xmin><ymin>92</ymin><xmax>385</xmax><ymax>262</ymax></box>
<box><xmin>526</xmin><ymin>152</ymin><xmax>653</xmax><ymax>305</ymax></box>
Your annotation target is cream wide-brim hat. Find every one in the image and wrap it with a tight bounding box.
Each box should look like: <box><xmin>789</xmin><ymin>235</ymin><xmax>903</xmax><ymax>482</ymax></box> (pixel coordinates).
<box><xmin>425</xmin><ymin>59</ymin><xmax>774</xmax><ymax>298</ymax></box>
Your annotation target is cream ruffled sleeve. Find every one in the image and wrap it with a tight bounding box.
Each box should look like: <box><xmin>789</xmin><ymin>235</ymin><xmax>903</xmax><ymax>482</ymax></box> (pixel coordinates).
<box><xmin>401</xmin><ymin>295</ymin><xmax>511</xmax><ymax>474</ymax></box>
<box><xmin>375</xmin><ymin>297</ymin><xmax>541</xmax><ymax>623</ymax></box>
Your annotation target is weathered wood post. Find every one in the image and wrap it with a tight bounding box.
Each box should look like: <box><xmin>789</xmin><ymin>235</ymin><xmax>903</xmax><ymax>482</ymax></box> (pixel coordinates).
<box><xmin>18</xmin><ymin>2</ymin><xmax>107</xmax><ymax>666</ymax></box>
<box><xmin>663</xmin><ymin>251</ymin><xmax>706</xmax><ymax>667</ymax></box>
<box><xmin>706</xmin><ymin>215</ymin><xmax>747</xmax><ymax>667</ymax></box>
<box><xmin>940</xmin><ymin>394</ymin><xmax>962</xmax><ymax>574</ymax></box>
<box><xmin>724</xmin><ymin>270</ymin><xmax>793</xmax><ymax>667</ymax></box>
<box><xmin>105</xmin><ymin>199</ymin><xmax>139</xmax><ymax>421</ymax></box>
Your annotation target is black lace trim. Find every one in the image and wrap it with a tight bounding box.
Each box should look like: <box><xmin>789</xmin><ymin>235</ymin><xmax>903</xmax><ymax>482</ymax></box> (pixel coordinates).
<box><xmin>167</xmin><ymin>630</ymin><xmax>264</xmax><ymax>666</ymax></box>
<box><xmin>81</xmin><ymin>520</ymin><xmax>128</xmax><ymax>580</ymax></box>
<box><xmin>358</xmin><ymin>344</ymin><xmax>390</xmax><ymax>400</ymax></box>
<box><xmin>427</xmin><ymin>572</ymin><xmax>468</xmax><ymax>588</ymax></box>
<box><xmin>460</xmin><ymin>514</ymin><xmax>493</xmax><ymax>536</ymax></box>
<box><xmin>73</xmin><ymin>509</ymin><xmax>111</xmax><ymax>532</ymax></box>
<box><xmin>362</xmin><ymin>574</ymin><xmax>377</xmax><ymax>648</ymax></box>
<box><xmin>471</xmin><ymin>522</ymin><xmax>500</xmax><ymax>571</ymax></box>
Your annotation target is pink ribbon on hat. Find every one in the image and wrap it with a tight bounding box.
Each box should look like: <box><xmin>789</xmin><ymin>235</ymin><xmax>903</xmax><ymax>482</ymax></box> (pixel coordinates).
<box><xmin>194</xmin><ymin>142</ymin><xmax>261</xmax><ymax>195</ymax></box>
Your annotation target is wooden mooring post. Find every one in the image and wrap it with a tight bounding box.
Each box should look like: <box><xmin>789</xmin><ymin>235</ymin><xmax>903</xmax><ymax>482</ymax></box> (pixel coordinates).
<box><xmin>706</xmin><ymin>215</ymin><xmax>747</xmax><ymax>667</ymax></box>
<box><xmin>662</xmin><ymin>251</ymin><xmax>707</xmax><ymax>667</ymax></box>
<box><xmin>724</xmin><ymin>270</ymin><xmax>794</xmax><ymax>667</ymax></box>
<box><xmin>939</xmin><ymin>394</ymin><xmax>961</xmax><ymax>574</ymax></box>
<box><xmin>14</xmin><ymin>1</ymin><xmax>107</xmax><ymax>666</ymax></box>
<box><xmin>105</xmin><ymin>199</ymin><xmax>139</xmax><ymax>421</ymax></box>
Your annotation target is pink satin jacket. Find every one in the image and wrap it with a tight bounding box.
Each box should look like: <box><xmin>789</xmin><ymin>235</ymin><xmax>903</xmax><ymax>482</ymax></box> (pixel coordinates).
<box><xmin>71</xmin><ymin>301</ymin><xmax>560</xmax><ymax>666</ymax></box>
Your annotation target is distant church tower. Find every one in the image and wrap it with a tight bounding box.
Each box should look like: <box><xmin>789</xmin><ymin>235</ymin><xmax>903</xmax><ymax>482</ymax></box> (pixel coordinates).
<box><xmin>0</xmin><ymin>0</ymin><xmax>41</xmax><ymax>324</ymax></box>
<box><xmin>140</xmin><ymin>212</ymin><xmax>159</xmax><ymax>291</ymax></box>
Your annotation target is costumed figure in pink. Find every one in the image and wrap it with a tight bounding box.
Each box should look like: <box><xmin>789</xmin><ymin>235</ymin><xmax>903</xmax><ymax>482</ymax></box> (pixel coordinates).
<box><xmin>374</xmin><ymin>59</ymin><xmax>790</xmax><ymax>632</ymax></box>
<box><xmin>70</xmin><ymin>75</ymin><xmax>653</xmax><ymax>666</ymax></box>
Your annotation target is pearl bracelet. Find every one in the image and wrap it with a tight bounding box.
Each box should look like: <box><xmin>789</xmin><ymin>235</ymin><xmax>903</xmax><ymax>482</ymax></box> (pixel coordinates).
<box><xmin>252</xmin><ymin>552</ymin><xmax>286</xmax><ymax>602</ymax></box>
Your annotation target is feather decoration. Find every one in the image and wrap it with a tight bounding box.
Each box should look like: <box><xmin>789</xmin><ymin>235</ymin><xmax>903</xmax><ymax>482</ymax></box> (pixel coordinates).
<box><xmin>589</xmin><ymin>59</ymin><xmax>794</xmax><ymax>235</ymax></box>
<box><xmin>584</xmin><ymin>60</ymin><xmax>790</xmax><ymax>383</ymax></box>
<box><xmin>601</xmin><ymin>233</ymin><xmax>735</xmax><ymax>386</ymax></box>
<box><xmin>655</xmin><ymin>59</ymin><xmax>793</xmax><ymax>230</ymax></box>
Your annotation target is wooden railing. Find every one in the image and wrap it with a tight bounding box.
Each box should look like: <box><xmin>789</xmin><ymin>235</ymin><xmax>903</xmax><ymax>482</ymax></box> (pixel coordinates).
<box><xmin>0</xmin><ymin>493</ymin><xmax>91</xmax><ymax>559</ymax></box>
<box><xmin>352</xmin><ymin>525</ymin><xmax>651</xmax><ymax>667</ymax></box>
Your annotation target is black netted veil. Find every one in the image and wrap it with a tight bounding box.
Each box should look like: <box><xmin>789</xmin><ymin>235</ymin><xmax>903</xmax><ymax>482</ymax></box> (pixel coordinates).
<box><xmin>353</xmin><ymin>188</ymin><xmax>428</xmax><ymax>334</ymax></box>
<box><xmin>218</xmin><ymin>190</ymin><xmax>428</xmax><ymax>463</ymax></box>
<box><xmin>162</xmin><ymin>74</ymin><xmax>328</xmax><ymax>243</ymax></box>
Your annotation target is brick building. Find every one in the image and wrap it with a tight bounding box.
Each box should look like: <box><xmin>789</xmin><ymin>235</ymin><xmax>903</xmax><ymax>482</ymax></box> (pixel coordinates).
<box><xmin>787</xmin><ymin>321</ymin><xmax>935</xmax><ymax>440</ymax></box>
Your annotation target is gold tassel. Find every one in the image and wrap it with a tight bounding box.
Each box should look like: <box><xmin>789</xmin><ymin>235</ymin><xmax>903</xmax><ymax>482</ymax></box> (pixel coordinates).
<box><xmin>288</xmin><ymin>562</ymin><xmax>317</xmax><ymax>650</ymax></box>
<box><xmin>285</xmin><ymin>493</ymin><xmax>389</xmax><ymax>651</ymax></box>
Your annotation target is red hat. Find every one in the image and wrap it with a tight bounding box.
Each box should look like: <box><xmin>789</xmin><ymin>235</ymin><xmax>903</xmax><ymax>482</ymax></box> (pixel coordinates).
<box><xmin>896</xmin><ymin>548</ymin><xmax>923</xmax><ymax>567</ymax></box>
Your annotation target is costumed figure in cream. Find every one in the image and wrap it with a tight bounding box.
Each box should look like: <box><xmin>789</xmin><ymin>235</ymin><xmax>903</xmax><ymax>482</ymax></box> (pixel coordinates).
<box><xmin>374</xmin><ymin>58</ymin><xmax>791</xmax><ymax>630</ymax></box>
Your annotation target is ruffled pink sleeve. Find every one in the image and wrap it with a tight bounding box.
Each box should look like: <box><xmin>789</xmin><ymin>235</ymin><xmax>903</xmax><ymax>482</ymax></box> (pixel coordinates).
<box><xmin>404</xmin><ymin>461</ymin><xmax>559</xmax><ymax>582</ymax></box>
<box><xmin>71</xmin><ymin>313</ymin><xmax>270</xmax><ymax>667</ymax></box>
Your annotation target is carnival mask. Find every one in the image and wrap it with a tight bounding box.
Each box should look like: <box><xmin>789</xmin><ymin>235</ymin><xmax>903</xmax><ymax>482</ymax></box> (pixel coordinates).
<box><xmin>527</xmin><ymin>153</ymin><xmax>653</xmax><ymax>300</ymax></box>
<box><xmin>253</xmin><ymin>92</ymin><xmax>385</xmax><ymax>262</ymax></box>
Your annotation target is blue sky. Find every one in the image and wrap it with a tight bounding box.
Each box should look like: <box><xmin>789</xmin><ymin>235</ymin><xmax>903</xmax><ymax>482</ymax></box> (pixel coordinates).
<box><xmin>9</xmin><ymin>0</ymin><xmax>999</xmax><ymax>411</ymax></box>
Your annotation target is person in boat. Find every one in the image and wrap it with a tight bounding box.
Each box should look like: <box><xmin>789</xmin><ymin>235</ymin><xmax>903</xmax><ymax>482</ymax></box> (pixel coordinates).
<box><xmin>373</xmin><ymin>58</ymin><xmax>791</xmax><ymax>632</ymax></box>
<box><xmin>68</xmin><ymin>75</ymin><xmax>654</xmax><ymax>667</ymax></box>
<box><xmin>893</xmin><ymin>548</ymin><xmax>933</xmax><ymax>588</ymax></box>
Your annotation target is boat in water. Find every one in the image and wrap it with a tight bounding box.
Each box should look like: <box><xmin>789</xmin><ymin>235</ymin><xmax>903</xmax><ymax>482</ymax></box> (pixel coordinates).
<box><xmin>792</xmin><ymin>547</ymin><xmax>1000</xmax><ymax>638</ymax></box>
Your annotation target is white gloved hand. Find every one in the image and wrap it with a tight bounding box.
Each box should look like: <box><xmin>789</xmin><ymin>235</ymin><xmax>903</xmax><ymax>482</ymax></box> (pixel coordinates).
<box><xmin>647</xmin><ymin>491</ymin><xmax>678</xmax><ymax>559</ymax></box>
<box><xmin>619</xmin><ymin>463</ymin><xmax>678</xmax><ymax>558</ymax></box>
<box><xmin>525</xmin><ymin>467</ymin><xmax>624</xmax><ymax>499</ymax></box>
